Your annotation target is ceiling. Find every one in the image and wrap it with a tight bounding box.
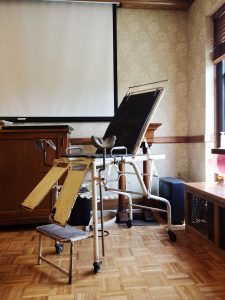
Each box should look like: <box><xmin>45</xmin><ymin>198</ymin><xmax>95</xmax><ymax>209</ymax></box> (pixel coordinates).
<box><xmin>81</xmin><ymin>0</ymin><xmax>194</xmax><ymax>10</ymax></box>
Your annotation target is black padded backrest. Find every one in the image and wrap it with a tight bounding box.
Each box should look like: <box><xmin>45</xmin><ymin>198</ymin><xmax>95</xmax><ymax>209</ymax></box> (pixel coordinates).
<box><xmin>103</xmin><ymin>88</ymin><xmax>163</xmax><ymax>155</ymax></box>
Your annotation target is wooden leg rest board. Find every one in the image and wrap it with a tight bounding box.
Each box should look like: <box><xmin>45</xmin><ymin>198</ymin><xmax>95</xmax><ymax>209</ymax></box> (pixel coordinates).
<box><xmin>49</xmin><ymin>167</ymin><xmax>90</xmax><ymax>226</ymax></box>
<box><xmin>21</xmin><ymin>166</ymin><xmax>69</xmax><ymax>210</ymax></box>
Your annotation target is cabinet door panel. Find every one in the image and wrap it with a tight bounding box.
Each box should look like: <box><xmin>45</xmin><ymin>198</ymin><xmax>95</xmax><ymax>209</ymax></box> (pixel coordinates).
<box><xmin>0</xmin><ymin>127</ymin><xmax>70</xmax><ymax>225</ymax></box>
<box><xmin>0</xmin><ymin>139</ymin><xmax>56</xmax><ymax>212</ymax></box>
<box><xmin>0</xmin><ymin>127</ymin><xmax>70</xmax><ymax>226</ymax></box>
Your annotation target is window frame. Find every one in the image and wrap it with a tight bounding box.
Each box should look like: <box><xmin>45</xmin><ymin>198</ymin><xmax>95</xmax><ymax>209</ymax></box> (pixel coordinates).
<box><xmin>215</xmin><ymin>60</ymin><xmax>225</xmax><ymax>148</ymax></box>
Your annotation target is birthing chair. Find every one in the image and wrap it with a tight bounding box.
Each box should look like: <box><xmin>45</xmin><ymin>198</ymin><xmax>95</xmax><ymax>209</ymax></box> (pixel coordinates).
<box><xmin>21</xmin><ymin>80</ymin><xmax>176</xmax><ymax>282</ymax></box>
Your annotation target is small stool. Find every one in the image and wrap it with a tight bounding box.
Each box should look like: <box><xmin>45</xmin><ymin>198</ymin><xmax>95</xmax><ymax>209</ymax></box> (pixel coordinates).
<box><xmin>36</xmin><ymin>223</ymin><xmax>90</xmax><ymax>284</ymax></box>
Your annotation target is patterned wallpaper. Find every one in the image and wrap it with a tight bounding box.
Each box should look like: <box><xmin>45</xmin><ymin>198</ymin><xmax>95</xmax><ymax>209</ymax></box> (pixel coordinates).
<box><xmin>117</xmin><ymin>9</ymin><xmax>188</xmax><ymax>138</ymax></box>
<box><xmin>205</xmin><ymin>0</ymin><xmax>225</xmax><ymax>15</ymax></box>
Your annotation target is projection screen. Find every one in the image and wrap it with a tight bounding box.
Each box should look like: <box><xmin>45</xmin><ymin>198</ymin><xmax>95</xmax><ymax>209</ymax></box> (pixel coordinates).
<box><xmin>0</xmin><ymin>1</ymin><xmax>117</xmax><ymax>122</ymax></box>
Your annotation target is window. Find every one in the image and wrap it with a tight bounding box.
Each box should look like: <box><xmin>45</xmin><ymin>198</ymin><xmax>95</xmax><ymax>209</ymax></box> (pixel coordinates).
<box><xmin>215</xmin><ymin>61</ymin><xmax>225</xmax><ymax>147</ymax></box>
<box><xmin>214</xmin><ymin>5</ymin><xmax>225</xmax><ymax>147</ymax></box>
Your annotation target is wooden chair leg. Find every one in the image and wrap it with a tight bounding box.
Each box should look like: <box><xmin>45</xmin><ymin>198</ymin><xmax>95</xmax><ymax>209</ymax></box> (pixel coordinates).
<box><xmin>38</xmin><ymin>233</ymin><xmax>42</xmax><ymax>265</ymax></box>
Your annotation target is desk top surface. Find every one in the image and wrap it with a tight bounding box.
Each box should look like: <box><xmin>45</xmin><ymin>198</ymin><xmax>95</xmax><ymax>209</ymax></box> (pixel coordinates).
<box><xmin>1</xmin><ymin>125</ymin><xmax>73</xmax><ymax>130</ymax></box>
<box><xmin>0</xmin><ymin>125</ymin><xmax>73</xmax><ymax>135</ymax></box>
<box><xmin>185</xmin><ymin>182</ymin><xmax>225</xmax><ymax>202</ymax></box>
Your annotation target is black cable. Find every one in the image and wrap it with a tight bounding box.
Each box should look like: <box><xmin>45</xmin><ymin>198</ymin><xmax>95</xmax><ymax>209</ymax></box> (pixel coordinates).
<box><xmin>87</xmin><ymin>229</ymin><xmax>109</xmax><ymax>238</ymax></box>
<box><xmin>97</xmin><ymin>229</ymin><xmax>109</xmax><ymax>237</ymax></box>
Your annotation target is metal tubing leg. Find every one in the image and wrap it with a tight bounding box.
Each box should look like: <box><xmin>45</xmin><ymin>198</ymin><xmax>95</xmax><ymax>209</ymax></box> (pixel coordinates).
<box><xmin>100</xmin><ymin>191</ymin><xmax>105</xmax><ymax>257</ymax></box>
<box><xmin>69</xmin><ymin>242</ymin><xmax>74</xmax><ymax>284</ymax></box>
<box><xmin>106</xmin><ymin>189</ymin><xmax>133</xmax><ymax>221</ymax></box>
<box><xmin>98</xmin><ymin>167</ymin><xmax>105</xmax><ymax>257</ymax></box>
<box><xmin>148</xmin><ymin>194</ymin><xmax>173</xmax><ymax>230</ymax></box>
<box><xmin>91</xmin><ymin>162</ymin><xmax>101</xmax><ymax>272</ymax></box>
<box><xmin>38</xmin><ymin>233</ymin><xmax>42</xmax><ymax>265</ymax></box>
<box><xmin>166</xmin><ymin>201</ymin><xmax>172</xmax><ymax>230</ymax></box>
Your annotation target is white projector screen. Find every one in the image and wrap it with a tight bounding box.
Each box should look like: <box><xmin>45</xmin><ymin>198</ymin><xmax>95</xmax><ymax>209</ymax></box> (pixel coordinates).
<box><xmin>0</xmin><ymin>1</ymin><xmax>117</xmax><ymax>122</ymax></box>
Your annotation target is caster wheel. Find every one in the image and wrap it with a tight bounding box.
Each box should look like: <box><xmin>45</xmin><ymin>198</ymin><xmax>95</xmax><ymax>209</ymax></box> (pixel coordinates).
<box><xmin>127</xmin><ymin>220</ymin><xmax>133</xmax><ymax>228</ymax></box>
<box><xmin>93</xmin><ymin>261</ymin><xmax>102</xmax><ymax>273</ymax></box>
<box><xmin>55</xmin><ymin>242</ymin><xmax>64</xmax><ymax>254</ymax></box>
<box><xmin>168</xmin><ymin>230</ymin><xmax>176</xmax><ymax>242</ymax></box>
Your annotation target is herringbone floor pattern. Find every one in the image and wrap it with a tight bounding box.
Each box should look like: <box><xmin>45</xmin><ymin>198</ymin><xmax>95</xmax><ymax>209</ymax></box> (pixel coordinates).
<box><xmin>1</xmin><ymin>221</ymin><xmax>225</xmax><ymax>299</ymax></box>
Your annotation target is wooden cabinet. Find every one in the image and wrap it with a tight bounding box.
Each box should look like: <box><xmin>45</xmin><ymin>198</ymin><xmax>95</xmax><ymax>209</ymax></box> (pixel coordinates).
<box><xmin>0</xmin><ymin>125</ymin><xmax>72</xmax><ymax>226</ymax></box>
<box><xmin>185</xmin><ymin>182</ymin><xmax>225</xmax><ymax>249</ymax></box>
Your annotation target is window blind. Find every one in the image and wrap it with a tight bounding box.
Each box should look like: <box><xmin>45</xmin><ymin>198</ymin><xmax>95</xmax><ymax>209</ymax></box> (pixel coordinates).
<box><xmin>213</xmin><ymin>4</ymin><xmax>225</xmax><ymax>64</ymax></box>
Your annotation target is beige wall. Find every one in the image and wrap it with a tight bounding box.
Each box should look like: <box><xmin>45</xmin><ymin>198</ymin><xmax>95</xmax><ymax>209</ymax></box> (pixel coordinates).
<box><xmin>117</xmin><ymin>9</ymin><xmax>188</xmax><ymax>137</ymax></box>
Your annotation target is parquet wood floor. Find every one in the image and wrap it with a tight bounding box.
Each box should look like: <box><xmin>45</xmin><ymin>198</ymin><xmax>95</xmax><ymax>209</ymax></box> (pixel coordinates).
<box><xmin>1</xmin><ymin>221</ymin><xmax>225</xmax><ymax>300</ymax></box>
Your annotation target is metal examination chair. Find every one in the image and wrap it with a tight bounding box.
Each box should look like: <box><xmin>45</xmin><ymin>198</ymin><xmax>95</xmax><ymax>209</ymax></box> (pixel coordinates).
<box><xmin>21</xmin><ymin>80</ymin><xmax>176</xmax><ymax>283</ymax></box>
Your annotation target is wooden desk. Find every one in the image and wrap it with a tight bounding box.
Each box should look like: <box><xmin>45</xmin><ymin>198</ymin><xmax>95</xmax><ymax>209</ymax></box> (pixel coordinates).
<box><xmin>145</xmin><ymin>123</ymin><xmax>162</xmax><ymax>145</ymax></box>
<box><xmin>142</xmin><ymin>123</ymin><xmax>162</xmax><ymax>192</ymax></box>
<box><xmin>0</xmin><ymin>125</ymin><xmax>72</xmax><ymax>226</ymax></box>
<box><xmin>185</xmin><ymin>182</ymin><xmax>225</xmax><ymax>250</ymax></box>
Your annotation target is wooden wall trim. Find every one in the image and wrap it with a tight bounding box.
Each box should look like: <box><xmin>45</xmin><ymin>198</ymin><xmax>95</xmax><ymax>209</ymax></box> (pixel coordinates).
<box><xmin>187</xmin><ymin>135</ymin><xmax>205</xmax><ymax>143</ymax></box>
<box><xmin>70</xmin><ymin>135</ymin><xmax>205</xmax><ymax>145</ymax></box>
<box><xmin>119</xmin><ymin>0</ymin><xmax>193</xmax><ymax>10</ymax></box>
<box><xmin>153</xmin><ymin>136</ymin><xmax>188</xmax><ymax>143</ymax></box>
<box><xmin>80</xmin><ymin>0</ymin><xmax>194</xmax><ymax>10</ymax></box>
<box><xmin>153</xmin><ymin>135</ymin><xmax>205</xmax><ymax>143</ymax></box>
